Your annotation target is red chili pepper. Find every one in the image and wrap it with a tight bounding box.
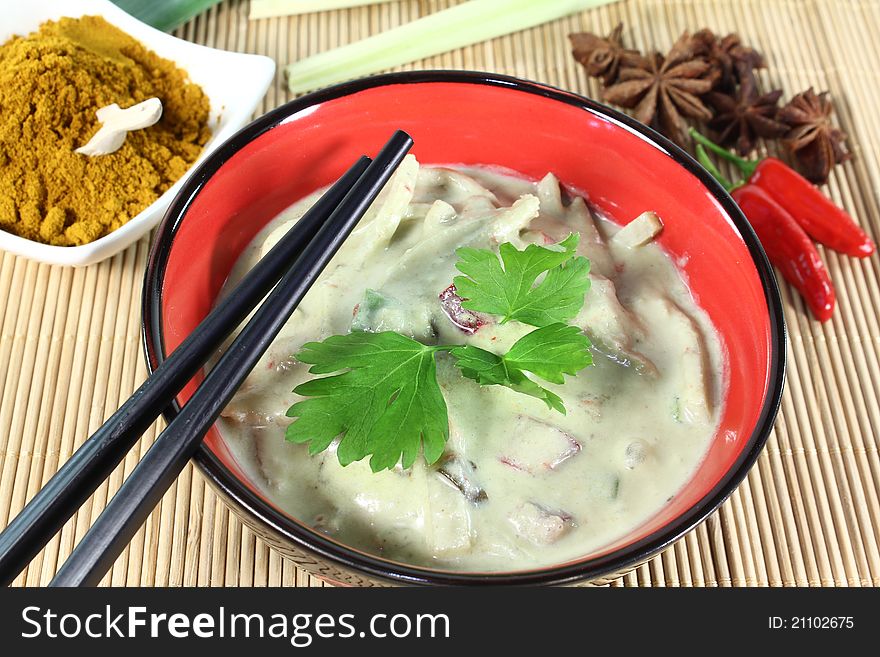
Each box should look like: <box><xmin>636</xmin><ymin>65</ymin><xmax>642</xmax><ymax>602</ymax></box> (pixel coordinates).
<box><xmin>731</xmin><ymin>184</ymin><xmax>836</xmax><ymax>322</ymax></box>
<box><xmin>692</xmin><ymin>130</ymin><xmax>875</xmax><ymax>258</ymax></box>
<box><xmin>748</xmin><ymin>158</ymin><xmax>873</xmax><ymax>257</ymax></box>
<box><xmin>694</xmin><ymin>142</ymin><xmax>836</xmax><ymax>321</ymax></box>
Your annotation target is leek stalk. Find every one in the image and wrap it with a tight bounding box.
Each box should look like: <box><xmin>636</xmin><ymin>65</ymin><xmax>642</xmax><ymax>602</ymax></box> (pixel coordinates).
<box><xmin>250</xmin><ymin>0</ymin><xmax>397</xmax><ymax>19</ymax></box>
<box><xmin>111</xmin><ymin>0</ymin><xmax>223</xmax><ymax>32</ymax></box>
<box><xmin>285</xmin><ymin>0</ymin><xmax>617</xmax><ymax>94</ymax></box>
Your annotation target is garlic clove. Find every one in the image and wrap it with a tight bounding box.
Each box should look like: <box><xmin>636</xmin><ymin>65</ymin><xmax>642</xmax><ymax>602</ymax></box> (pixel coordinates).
<box><xmin>75</xmin><ymin>97</ymin><xmax>163</xmax><ymax>156</ymax></box>
<box><xmin>95</xmin><ymin>103</ymin><xmax>122</xmax><ymax>122</ymax></box>
<box><xmin>75</xmin><ymin>128</ymin><xmax>128</xmax><ymax>157</ymax></box>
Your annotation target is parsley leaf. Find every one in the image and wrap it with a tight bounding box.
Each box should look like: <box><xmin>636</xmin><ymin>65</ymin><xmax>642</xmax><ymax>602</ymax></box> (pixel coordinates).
<box><xmin>453</xmin><ymin>234</ymin><xmax>591</xmax><ymax>327</ymax></box>
<box><xmin>450</xmin><ymin>345</ymin><xmax>565</xmax><ymax>413</ymax></box>
<box><xmin>285</xmin><ymin>332</ymin><xmax>448</xmax><ymax>472</ymax></box>
<box><xmin>450</xmin><ymin>323</ymin><xmax>592</xmax><ymax>414</ymax></box>
<box><xmin>503</xmin><ymin>322</ymin><xmax>593</xmax><ymax>383</ymax></box>
<box><xmin>286</xmin><ymin>237</ymin><xmax>595</xmax><ymax>471</ymax></box>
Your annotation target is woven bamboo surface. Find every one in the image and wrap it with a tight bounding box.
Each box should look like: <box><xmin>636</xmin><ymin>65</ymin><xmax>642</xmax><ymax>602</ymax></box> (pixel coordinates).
<box><xmin>2</xmin><ymin>0</ymin><xmax>879</xmax><ymax>587</ymax></box>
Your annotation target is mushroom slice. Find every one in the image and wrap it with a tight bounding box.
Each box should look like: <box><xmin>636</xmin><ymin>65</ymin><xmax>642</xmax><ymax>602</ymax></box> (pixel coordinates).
<box><xmin>424</xmin><ymin>466</ymin><xmax>474</xmax><ymax>555</ymax></box>
<box><xmin>436</xmin><ymin>453</ymin><xmax>488</xmax><ymax>504</ymax></box>
<box><xmin>576</xmin><ymin>274</ymin><xmax>657</xmax><ymax>376</ymax></box>
<box><xmin>609</xmin><ymin>211</ymin><xmax>664</xmax><ymax>250</ymax></box>
<box><xmin>636</xmin><ymin>296</ymin><xmax>714</xmax><ymax>424</ymax></box>
<box><xmin>536</xmin><ymin>172</ymin><xmax>566</xmax><ymax>217</ymax></box>
<box><xmin>438</xmin><ymin>284</ymin><xmax>489</xmax><ymax>335</ymax></box>
<box><xmin>499</xmin><ymin>416</ymin><xmax>581</xmax><ymax>474</ymax></box>
<box><xmin>508</xmin><ymin>502</ymin><xmax>573</xmax><ymax>546</ymax></box>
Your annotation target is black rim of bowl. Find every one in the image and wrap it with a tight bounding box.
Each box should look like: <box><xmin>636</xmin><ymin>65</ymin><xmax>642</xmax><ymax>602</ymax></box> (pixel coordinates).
<box><xmin>142</xmin><ymin>70</ymin><xmax>787</xmax><ymax>586</ymax></box>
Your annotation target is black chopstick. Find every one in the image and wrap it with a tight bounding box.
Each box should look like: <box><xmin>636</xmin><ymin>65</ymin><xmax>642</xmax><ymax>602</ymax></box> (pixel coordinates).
<box><xmin>48</xmin><ymin>130</ymin><xmax>413</xmax><ymax>586</ymax></box>
<box><xmin>0</xmin><ymin>158</ymin><xmax>370</xmax><ymax>588</ymax></box>
<box><xmin>0</xmin><ymin>132</ymin><xmax>410</xmax><ymax>586</ymax></box>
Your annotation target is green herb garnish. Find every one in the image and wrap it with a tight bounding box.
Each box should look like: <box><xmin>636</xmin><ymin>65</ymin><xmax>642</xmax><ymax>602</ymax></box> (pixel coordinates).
<box><xmin>287</xmin><ymin>332</ymin><xmax>448</xmax><ymax>472</ymax></box>
<box><xmin>450</xmin><ymin>323</ymin><xmax>592</xmax><ymax>414</ymax></box>
<box><xmin>286</xmin><ymin>235</ymin><xmax>593</xmax><ymax>472</ymax></box>
<box><xmin>453</xmin><ymin>233</ymin><xmax>590</xmax><ymax>326</ymax></box>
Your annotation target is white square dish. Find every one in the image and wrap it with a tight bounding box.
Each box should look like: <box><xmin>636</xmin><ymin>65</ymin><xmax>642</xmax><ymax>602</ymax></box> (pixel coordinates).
<box><xmin>0</xmin><ymin>0</ymin><xmax>275</xmax><ymax>266</ymax></box>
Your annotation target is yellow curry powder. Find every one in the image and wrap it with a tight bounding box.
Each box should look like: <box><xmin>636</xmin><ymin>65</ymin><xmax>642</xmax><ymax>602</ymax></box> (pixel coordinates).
<box><xmin>0</xmin><ymin>16</ymin><xmax>211</xmax><ymax>246</ymax></box>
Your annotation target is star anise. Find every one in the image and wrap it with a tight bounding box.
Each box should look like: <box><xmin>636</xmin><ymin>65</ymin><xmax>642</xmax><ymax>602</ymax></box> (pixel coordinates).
<box><xmin>778</xmin><ymin>88</ymin><xmax>851</xmax><ymax>185</ymax></box>
<box><xmin>692</xmin><ymin>29</ymin><xmax>765</xmax><ymax>93</ymax></box>
<box><xmin>602</xmin><ymin>32</ymin><xmax>713</xmax><ymax>146</ymax></box>
<box><xmin>569</xmin><ymin>23</ymin><xmax>641</xmax><ymax>85</ymax></box>
<box><xmin>706</xmin><ymin>63</ymin><xmax>788</xmax><ymax>155</ymax></box>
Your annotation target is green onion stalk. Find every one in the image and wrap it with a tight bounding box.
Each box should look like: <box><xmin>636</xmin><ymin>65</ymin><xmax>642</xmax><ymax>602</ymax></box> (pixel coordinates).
<box><xmin>111</xmin><ymin>0</ymin><xmax>223</xmax><ymax>32</ymax></box>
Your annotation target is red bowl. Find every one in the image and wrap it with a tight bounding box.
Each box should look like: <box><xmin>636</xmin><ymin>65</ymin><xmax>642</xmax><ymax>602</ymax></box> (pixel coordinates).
<box><xmin>143</xmin><ymin>71</ymin><xmax>785</xmax><ymax>586</ymax></box>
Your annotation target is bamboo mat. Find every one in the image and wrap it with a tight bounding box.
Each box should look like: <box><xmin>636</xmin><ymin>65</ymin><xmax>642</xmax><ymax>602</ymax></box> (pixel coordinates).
<box><xmin>1</xmin><ymin>0</ymin><xmax>879</xmax><ymax>587</ymax></box>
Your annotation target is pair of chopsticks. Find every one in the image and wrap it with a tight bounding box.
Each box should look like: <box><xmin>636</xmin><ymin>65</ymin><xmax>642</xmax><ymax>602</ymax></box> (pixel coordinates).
<box><xmin>0</xmin><ymin>130</ymin><xmax>414</xmax><ymax>587</ymax></box>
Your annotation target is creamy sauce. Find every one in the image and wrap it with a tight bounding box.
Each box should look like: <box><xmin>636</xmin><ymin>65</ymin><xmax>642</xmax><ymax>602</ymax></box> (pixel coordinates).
<box><xmin>214</xmin><ymin>157</ymin><xmax>724</xmax><ymax>572</ymax></box>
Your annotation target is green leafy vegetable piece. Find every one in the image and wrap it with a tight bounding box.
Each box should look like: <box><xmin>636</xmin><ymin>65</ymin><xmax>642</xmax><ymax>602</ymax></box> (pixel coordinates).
<box><xmin>503</xmin><ymin>322</ymin><xmax>593</xmax><ymax>383</ymax></box>
<box><xmin>350</xmin><ymin>289</ymin><xmax>388</xmax><ymax>331</ymax></box>
<box><xmin>449</xmin><ymin>323</ymin><xmax>592</xmax><ymax>414</ymax></box>
<box><xmin>283</xmin><ymin>0</ymin><xmax>617</xmax><ymax>94</ymax></box>
<box><xmin>450</xmin><ymin>345</ymin><xmax>565</xmax><ymax>413</ymax></box>
<box><xmin>453</xmin><ymin>234</ymin><xmax>591</xmax><ymax>327</ymax></box>
<box><xmin>285</xmin><ymin>332</ymin><xmax>448</xmax><ymax>472</ymax></box>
